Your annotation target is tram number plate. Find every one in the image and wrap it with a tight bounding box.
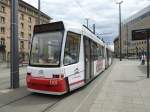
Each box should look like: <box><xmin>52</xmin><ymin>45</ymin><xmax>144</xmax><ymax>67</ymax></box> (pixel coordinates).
<box><xmin>49</xmin><ymin>80</ymin><xmax>58</xmax><ymax>85</ymax></box>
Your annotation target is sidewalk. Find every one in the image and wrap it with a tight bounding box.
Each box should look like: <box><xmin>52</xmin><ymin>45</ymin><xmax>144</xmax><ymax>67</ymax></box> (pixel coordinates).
<box><xmin>0</xmin><ymin>62</ymin><xmax>27</xmax><ymax>79</ymax></box>
<box><xmin>89</xmin><ymin>59</ymin><xmax>150</xmax><ymax>112</ymax></box>
<box><xmin>0</xmin><ymin>62</ymin><xmax>27</xmax><ymax>90</ymax></box>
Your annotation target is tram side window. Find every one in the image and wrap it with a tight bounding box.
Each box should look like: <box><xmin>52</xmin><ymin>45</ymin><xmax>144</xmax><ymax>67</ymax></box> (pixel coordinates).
<box><xmin>98</xmin><ymin>45</ymin><xmax>101</xmax><ymax>58</ymax></box>
<box><xmin>101</xmin><ymin>46</ymin><xmax>104</xmax><ymax>58</ymax></box>
<box><xmin>64</xmin><ymin>32</ymin><xmax>81</xmax><ymax>66</ymax></box>
<box><xmin>91</xmin><ymin>41</ymin><xmax>98</xmax><ymax>60</ymax></box>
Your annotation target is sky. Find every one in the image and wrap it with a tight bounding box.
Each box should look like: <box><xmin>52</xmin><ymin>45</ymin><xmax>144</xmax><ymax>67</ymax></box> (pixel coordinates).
<box><xmin>23</xmin><ymin>0</ymin><xmax>150</xmax><ymax>45</ymax></box>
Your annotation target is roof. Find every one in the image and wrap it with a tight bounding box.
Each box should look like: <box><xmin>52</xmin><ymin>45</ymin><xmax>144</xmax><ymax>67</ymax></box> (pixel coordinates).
<box><xmin>123</xmin><ymin>5</ymin><xmax>150</xmax><ymax>25</ymax></box>
<box><xmin>20</xmin><ymin>0</ymin><xmax>52</xmax><ymax>20</ymax></box>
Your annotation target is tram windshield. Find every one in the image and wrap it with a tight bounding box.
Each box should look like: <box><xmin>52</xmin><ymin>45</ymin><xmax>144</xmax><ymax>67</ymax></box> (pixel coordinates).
<box><xmin>30</xmin><ymin>31</ymin><xmax>63</xmax><ymax>66</ymax></box>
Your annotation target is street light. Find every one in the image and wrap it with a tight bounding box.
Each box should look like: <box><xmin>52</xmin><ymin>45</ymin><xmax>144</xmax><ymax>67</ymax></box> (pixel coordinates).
<box><xmin>10</xmin><ymin>0</ymin><xmax>19</xmax><ymax>88</ymax></box>
<box><xmin>38</xmin><ymin>0</ymin><xmax>41</xmax><ymax>24</ymax></box>
<box><xmin>116</xmin><ymin>1</ymin><xmax>123</xmax><ymax>61</ymax></box>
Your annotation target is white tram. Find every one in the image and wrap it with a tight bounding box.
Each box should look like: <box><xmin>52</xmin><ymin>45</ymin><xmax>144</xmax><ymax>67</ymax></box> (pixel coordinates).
<box><xmin>26</xmin><ymin>21</ymin><xmax>113</xmax><ymax>95</ymax></box>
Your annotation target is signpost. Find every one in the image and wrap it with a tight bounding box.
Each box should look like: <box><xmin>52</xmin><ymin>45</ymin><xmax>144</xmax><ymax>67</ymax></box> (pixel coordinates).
<box><xmin>132</xmin><ymin>29</ymin><xmax>150</xmax><ymax>78</ymax></box>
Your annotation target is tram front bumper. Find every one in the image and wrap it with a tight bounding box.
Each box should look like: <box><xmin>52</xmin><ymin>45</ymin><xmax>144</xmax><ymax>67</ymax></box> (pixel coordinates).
<box><xmin>26</xmin><ymin>75</ymin><xmax>67</xmax><ymax>95</ymax></box>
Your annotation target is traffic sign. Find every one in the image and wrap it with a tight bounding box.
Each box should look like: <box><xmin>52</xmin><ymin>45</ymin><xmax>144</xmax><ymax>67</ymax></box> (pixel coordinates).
<box><xmin>132</xmin><ymin>29</ymin><xmax>149</xmax><ymax>40</ymax></box>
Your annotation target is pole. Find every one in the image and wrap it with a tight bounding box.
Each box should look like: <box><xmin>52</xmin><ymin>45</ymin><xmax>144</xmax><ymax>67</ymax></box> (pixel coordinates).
<box><xmin>93</xmin><ymin>24</ymin><xmax>95</xmax><ymax>34</ymax></box>
<box><xmin>117</xmin><ymin>1</ymin><xmax>123</xmax><ymax>61</ymax></box>
<box><xmin>86</xmin><ymin>18</ymin><xmax>89</xmax><ymax>28</ymax></box>
<box><xmin>147</xmin><ymin>31</ymin><xmax>149</xmax><ymax>78</ymax></box>
<box><xmin>127</xmin><ymin>24</ymin><xmax>129</xmax><ymax>59</ymax></box>
<box><xmin>10</xmin><ymin>0</ymin><xmax>19</xmax><ymax>88</ymax></box>
<box><xmin>38</xmin><ymin>0</ymin><xmax>41</xmax><ymax>24</ymax></box>
<box><xmin>119</xmin><ymin>3</ymin><xmax>122</xmax><ymax>61</ymax></box>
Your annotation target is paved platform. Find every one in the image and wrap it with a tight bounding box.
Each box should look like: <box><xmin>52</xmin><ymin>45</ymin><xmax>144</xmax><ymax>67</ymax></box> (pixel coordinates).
<box><xmin>89</xmin><ymin>59</ymin><xmax>150</xmax><ymax>112</ymax></box>
<box><xmin>0</xmin><ymin>63</ymin><xmax>27</xmax><ymax>90</ymax></box>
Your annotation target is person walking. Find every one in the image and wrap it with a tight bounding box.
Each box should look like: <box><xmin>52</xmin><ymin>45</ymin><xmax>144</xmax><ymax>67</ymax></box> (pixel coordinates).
<box><xmin>141</xmin><ymin>54</ymin><xmax>145</xmax><ymax>65</ymax></box>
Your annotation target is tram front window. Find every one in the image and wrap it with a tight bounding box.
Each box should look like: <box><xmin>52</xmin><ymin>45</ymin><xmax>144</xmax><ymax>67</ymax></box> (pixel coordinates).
<box><xmin>30</xmin><ymin>32</ymin><xmax>63</xmax><ymax>66</ymax></box>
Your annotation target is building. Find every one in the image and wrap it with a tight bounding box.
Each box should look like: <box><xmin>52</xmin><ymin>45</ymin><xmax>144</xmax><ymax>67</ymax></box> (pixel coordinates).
<box><xmin>114</xmin><ymin>5</ymin><xmax>150</xmax><ymax>58</ymax></box>
<box><xmin>114</xmin><ymin>37</ymin><xmax>119</xmax><ymax>57</ymax></box>
<box><xmin>0</xmin><ymin>0</ymin><xmax>51</xmax><ymax>62</ymax></box>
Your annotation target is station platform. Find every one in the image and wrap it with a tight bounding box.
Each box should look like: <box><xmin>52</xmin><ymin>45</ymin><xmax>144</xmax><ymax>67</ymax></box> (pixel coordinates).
<box><xmin>89</xmin><ymin>59</ymin><xmax>150</xmax><ymax>112</ymax></box>
<box><xmin>0</xmin><ymin>59</ymin><xmax>149</xmax><ymax>112</ymax></box>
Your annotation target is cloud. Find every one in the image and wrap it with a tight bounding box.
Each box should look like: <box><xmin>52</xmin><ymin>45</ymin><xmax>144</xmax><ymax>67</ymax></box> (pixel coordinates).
<box><xmin>23</xmin><ymin>0</ymin><xmax>150</xmax><ymax>43</ymax></box>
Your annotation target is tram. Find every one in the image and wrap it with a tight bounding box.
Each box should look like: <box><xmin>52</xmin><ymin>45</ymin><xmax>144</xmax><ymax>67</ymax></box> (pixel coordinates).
<box><xmin>26</xmin><ymin>21</ymin><xmax>113</xmax><ymax>95</ymax></box>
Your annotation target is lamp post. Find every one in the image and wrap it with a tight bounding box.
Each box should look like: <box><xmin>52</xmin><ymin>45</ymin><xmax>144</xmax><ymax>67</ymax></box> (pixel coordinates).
<box><xmin>85</xmin><ymin>18</ymin><xmax>89</xmax><ymax>28</ymax></box>
<box><xmin>126</xmin><ymin>24</ymin><xmax>129</xmax><ymax>59</ymax></box>
<box><xmin>38</xmin><ymin>0</ymin><xmax>41</xmax><ymax>24</ymax></box>
<box><xmin>116</xmin><ymin>1</ymin><xmax>123</xmax><ymax>61</ymax></box>
<box><xmin>10</xmin><ymin>0</ymin><xmax>19</xmax><ymax>88</ymax></box>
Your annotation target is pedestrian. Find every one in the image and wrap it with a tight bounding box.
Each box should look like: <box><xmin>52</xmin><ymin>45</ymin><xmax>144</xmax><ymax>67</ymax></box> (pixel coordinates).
<box><xmin>141</xmin><ymin>54</ymin><xmax>145</xmax><ymax>65</ymax></box>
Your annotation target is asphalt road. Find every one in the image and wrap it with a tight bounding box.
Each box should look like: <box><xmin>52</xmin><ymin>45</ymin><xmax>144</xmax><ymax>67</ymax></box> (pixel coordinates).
<box><xmin>0</xmin><ymin>62</ymin><xmax>114</xmax><ymax>112</ymax></box>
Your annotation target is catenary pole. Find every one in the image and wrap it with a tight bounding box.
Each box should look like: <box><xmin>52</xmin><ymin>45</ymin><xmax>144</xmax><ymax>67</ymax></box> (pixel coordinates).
<box><xmin>85</xmin><ymin>18</ymin><xmax>89</xmax><ymax>28</ymax></box>
<box><xmin>147</xmin><ymin>31</ymin><xmax>149</xmax><ymax>78</ymax></box>
<box><xmin>38</xmin><ymin>0</ymin><xmax>41</xmax><ymax>24</ymax></box>
<box><xmin>116</xmin><ymin>1</ymin><xmax>123</xmax><ymax>61</ymax></box>
<box><xmin>10</xmin><ymin>0</ymin><xmax>19</xmax><ymax>88</ymax></box>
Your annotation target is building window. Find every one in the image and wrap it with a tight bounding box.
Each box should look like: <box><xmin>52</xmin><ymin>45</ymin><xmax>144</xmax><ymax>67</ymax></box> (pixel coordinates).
<box><xmin>28</xmin><ymin>33</ymin><xmax>31</xmax><ymax>38</ymax></box>
<box><xmin>28</xmin><ymin>25</ymin><xmax>31</xmax><ymax>30</ymax></box>
<box><xmin>0</xmin><ymin>38</ymin><xmax>5</xmax><ymax>45</ymax></box>
<box><xmin>21</xmin><ymin>23</ymin><xmax>24</xmax><ymax>29</ymax></box>
<box><xmin>0</xmin><ymin>27</ymin><xmax>5</xmax><ymax>34</ymax></box>
<box><xmin>28</xmin><ymin>17</ymin><xmax>32</xmax><ymax>23</ymax></box>
<box><xmin>20</xmin><ymin>41</ymin><xmax>24</xmax><ymax>49</ymax></box>
<box><xmin>20</xmin><ymin>13</ymin><xmax>24</xmax><ymax>20</ymax></box>
<box><xmin>0</xmin><ymin>16</ymin><xmax>5</xmax><ymax>23</ymax></box>
<box><xmin>21</xmin><ymin>32</ymin><xmax>24</xmax><ymax>38</ymax></box>
<box><xmin>0</xmin><ymin>6</ymin><xmax>5</xmax><ymax>13</ymax></box>
<box><xmin>20</xmin><ymin>6</ymin><xmax>26</xmax><ymax>12</ymax></box>
<box><xmin>28</xmin><ymin>33</ymin><xmax>31</xmax><ymax>49</ymax></box>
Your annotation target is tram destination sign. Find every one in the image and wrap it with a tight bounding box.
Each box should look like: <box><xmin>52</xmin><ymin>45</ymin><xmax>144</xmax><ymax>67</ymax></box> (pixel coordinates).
<box><xmin>132</xmin><ymin>29</ymin><xmax>150</xmax><ymax>40</ymax></box>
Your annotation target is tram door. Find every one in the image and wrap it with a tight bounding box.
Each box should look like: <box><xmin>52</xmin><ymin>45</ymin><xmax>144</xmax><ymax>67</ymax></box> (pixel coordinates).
<box><xmin>84</xmin><ymin>37</ymin><xmax>92</xmax><ymax>82</ymax></box>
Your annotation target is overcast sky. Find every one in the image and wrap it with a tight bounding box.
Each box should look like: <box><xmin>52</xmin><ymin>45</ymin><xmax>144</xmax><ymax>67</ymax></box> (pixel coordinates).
<box><xmin>23</xmin><ymin>0</ymin><xmax>150</xmax><ymax>44</ymax></box>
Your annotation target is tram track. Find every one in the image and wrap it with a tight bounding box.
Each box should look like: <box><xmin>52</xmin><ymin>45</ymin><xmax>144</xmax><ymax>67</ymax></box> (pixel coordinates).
<box><xmin>40</xmin><ymin>96</ymin><xmax>65</xmax><ymax>112</ymax></box>
<box><xmin>0</xmin><ymin>88</ymin><xmax>69</xmax><ymax>112</ymax></box>
<box><xmin>0</xmin><ymin>93</ymin><xmax>32</xmax><ymax>109</ymax></box>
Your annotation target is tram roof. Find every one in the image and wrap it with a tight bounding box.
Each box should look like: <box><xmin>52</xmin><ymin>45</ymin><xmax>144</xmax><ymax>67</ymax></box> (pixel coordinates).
<box><xmin>63</xmin><ymin>21</ymin><xmax>104</xmax><ymax>46</ymax></box>
<box><xmin>34</xmin><ymin>21</ymin><xmax>104</xmax><ymax>46</ymax></box>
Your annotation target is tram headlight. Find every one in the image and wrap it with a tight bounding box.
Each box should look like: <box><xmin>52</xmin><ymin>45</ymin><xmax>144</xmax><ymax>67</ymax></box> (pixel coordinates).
<box><xmin>27</xmin><ymin>72</ymin><xmax>31</xmax><ymax>76</ymax></box>
<box><xmin>52</xmin><ymin>74</ymin><xmax>64</xmax><ymax>79</ymax></box>
<box><xmin>27</xmin><ymin>73</ymin><xmax>31</xmax><ymax>83</ymax></box>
